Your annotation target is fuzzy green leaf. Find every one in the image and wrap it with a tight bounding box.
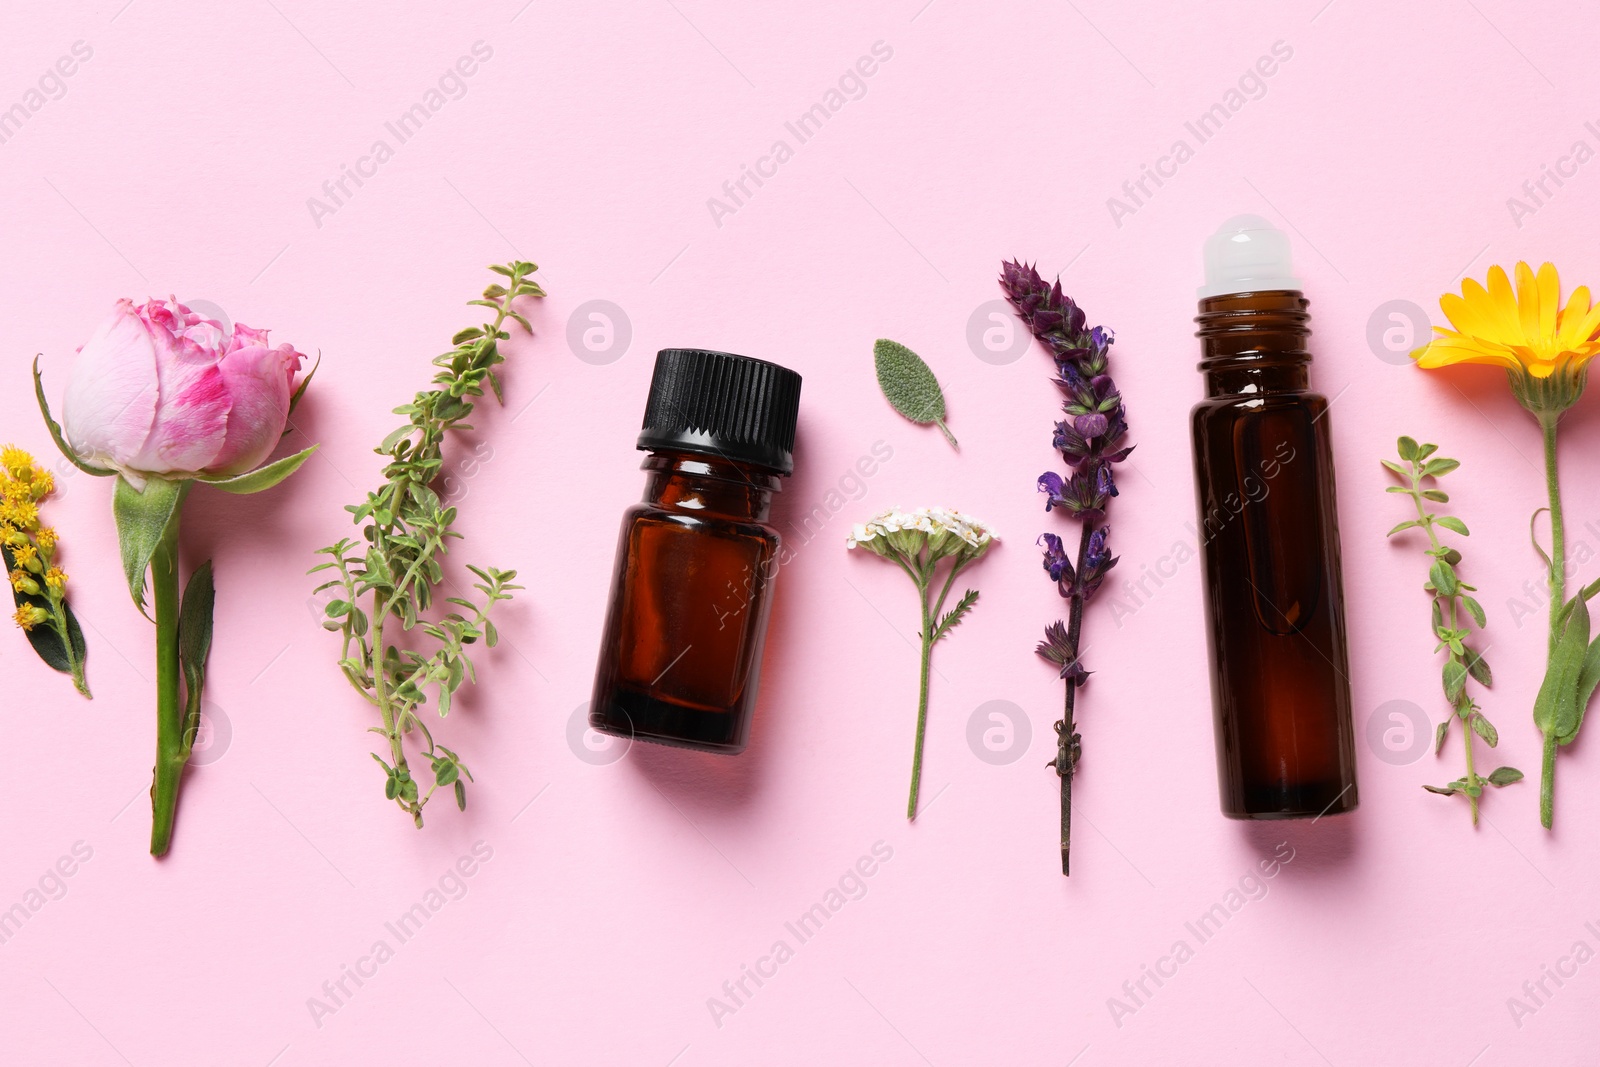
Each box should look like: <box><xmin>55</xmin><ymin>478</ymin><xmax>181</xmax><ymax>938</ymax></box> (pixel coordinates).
<box><xmin>1429</xmin><ymin>559</ymin><xmax>1458</xmax><ymax>597</ymax></box>
<box><xmin>1535</xmin><ymin>593</ymin><xmax>1592</xmax><ymax>746</ymax></box>
<box><xmin>1397</xmin><ymin>436</ymin><xmax>1420</xmax><ymax>461</ymax></box>
<box><xmin>874</xmin><ymin>338</ymin><xmax>957</xmax><ymax>449</ymax></box>
<box><xmin>112</xmin><ymin>475</ymin><xmax>188</xmax><ymax>611</ymax></box>
<box><xmin>1487</xmin><ymin>766</ymin><xmax>1524</xmax><ymax>786</ymax></box>
<box><xmin>1442</xmin><ymin>659</ymin><xmax>1468</xmax><ymax>702</ymax></box>
<box><xmin>1436</xmin><ymin>515</ymin><xmax>1469</xmax><ymax>536</ymax></box>
<box><xmin>1434</xmin><ymin>717</ymin><xmax>1450</xmax><ymax>754</ymax></box>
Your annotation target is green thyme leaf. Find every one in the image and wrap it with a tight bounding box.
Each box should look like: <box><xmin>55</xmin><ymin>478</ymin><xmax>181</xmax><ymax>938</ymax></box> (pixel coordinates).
<box><xmin>1486</xmin><ymin>766</ymin><xmax>1524</xmax><ymax>786</ymax></box>
<box><xmin>1470</xmin><ymin>711</ymin><xmax>1498</xmax><ymax>747</ymax></box>
<box><xmin>873</xmin><ymin>338</ymin><xmax>957</xmax><ymax>449</ymax></box>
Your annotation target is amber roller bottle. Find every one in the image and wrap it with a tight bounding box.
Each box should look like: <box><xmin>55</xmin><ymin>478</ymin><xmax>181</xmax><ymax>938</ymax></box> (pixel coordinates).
<box><xmin>1190</xmin><ymin>216</ymin><xmax>1359</xmax><ymax>819</ymax></box>
<box><xmin>589</xmin><ymin>348</ymin><xmax>802</xmax><ymax>755</ymax></box>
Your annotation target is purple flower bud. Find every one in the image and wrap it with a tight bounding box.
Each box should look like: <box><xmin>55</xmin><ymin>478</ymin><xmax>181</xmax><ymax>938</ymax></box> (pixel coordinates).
<box><xmin>1095</xmin><ymin>463</ymin><xmax>1118</xmax><ymax>500</ymax></box>
<box><xmin>1038</xmin><ymin>532</ymin><xmax>1075</xmax><ymax>587</ymax></box>
<box><xmin>1075</xmin><ymin>412</ymin><xmax>1109</xmax><ymax>439</ymax></box>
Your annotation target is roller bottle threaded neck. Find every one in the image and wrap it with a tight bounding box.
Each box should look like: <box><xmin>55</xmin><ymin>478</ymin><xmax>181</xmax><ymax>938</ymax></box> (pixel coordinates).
<box><xmin>1195</xmin><ymin>290</ymin><xmax>1312</xmax><ymax>397</ymax></box>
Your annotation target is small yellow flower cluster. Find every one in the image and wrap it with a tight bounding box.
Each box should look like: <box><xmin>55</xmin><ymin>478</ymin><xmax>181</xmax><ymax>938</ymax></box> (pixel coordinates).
<box><xmin>0</xmin><ymin>446</ymin><xmax>67</xmax><ymax>631</ymax></box>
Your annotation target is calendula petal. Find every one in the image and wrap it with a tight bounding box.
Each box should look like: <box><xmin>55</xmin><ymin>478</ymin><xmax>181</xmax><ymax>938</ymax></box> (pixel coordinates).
<box><xmin>1515</xmin><ymin>262</ymin><xmax>1542</xmax><ymax>344</ymax></box>
<box><xmin>1415</xmin><ymin>335</ymin><xmax>1521</xmax><ymax>370</ymax></box>
<box><xmin>1560</xmin><ymin>287</ymin><xmax>1600</xmax><ymax>351</ymax></box>
<box><xmin>1486</xmin><ymin>265</ymin><xmax>1524</xmax><ymax>346</ymax></box>
<box><xmin>1537</xmin><ymin>262</ymin><xmax>1560</xmax><ymax>340</ymax></box>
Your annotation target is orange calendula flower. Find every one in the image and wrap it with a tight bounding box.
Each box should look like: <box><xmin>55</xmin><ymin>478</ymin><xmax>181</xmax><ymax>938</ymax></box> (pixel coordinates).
<box><xmin>1415</xmin><ymin>262</ymin><xmax>1600</xmax><ymax>414</ymax></box>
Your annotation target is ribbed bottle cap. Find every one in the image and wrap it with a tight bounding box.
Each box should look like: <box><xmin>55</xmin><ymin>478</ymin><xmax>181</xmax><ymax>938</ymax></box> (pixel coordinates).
<box><xmin>636</xmin><ymin>349</ymin><xmax>802</xmax><ymax>475</ymax></box>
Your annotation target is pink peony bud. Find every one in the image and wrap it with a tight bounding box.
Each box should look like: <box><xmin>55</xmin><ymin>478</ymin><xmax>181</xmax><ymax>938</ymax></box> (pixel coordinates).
<box><xmin>61</xmin><ymin>298</ymin><xmax>304</xmax><ymax>485</ymax></box>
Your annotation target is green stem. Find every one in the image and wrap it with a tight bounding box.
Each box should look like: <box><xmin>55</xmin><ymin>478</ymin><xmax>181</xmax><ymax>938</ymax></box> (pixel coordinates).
<box><xmin>148</xmin><ymin>510</ymin><xmax>184</xmax><ymax>857</ymax></box>
<box><xmin>1541</xmin><ymin>735</ymin><xmax>1557</xmax><ymax>830</ymax></box>
<box><xmin>1408</xmin><ymin>467</ymin><xmax>1482</xmax><ymax>824</ymax></box>
<box><xmin>49</xmin><ymin>598</ymin><xmax>89</xmax><ymax>698</ymax></box>
<box><xmin>1539</xmin><ymin>410</ymin><xmax>1565</xmax><ymax>829</ymax></box>
<box><xmin>907</xmin><ymin>574</ymin><xmax>932</xmax><ymax>820</ymax></box>
<box><xmin>1058</xmin><ymin>522</ymin><xmax>1092</xmax><ymax>876</ymax></box>
<box><xmin>1542</xmin><ymin>410</ymin><xmax>1566</xmax><ymax>656</ymax></box>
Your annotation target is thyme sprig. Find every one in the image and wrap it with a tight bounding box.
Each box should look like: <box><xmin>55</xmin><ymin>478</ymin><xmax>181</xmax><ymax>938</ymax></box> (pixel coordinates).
<box><xmin>313</xmin><ymin>262</ymin><xmax>541</xmax><ymax>826</ymax></box>
<box><xmin>1384</xmin><ymin>436</ymin><xmax>1521</xmax><ymax>823</ymax></box>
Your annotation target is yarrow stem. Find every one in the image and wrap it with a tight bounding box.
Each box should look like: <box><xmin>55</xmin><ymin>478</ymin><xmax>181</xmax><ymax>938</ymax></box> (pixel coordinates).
<box><xmin>846</xmin><ymin>506</ymin><xmax>995</xmax><ymax>820</ymax></box>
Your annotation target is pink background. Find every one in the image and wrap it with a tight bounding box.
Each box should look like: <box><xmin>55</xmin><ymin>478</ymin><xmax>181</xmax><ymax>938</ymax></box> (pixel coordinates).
<box><xmin>2</xmin><ymin>0</ymin><xmax>1598</xmax><ymax>1063</ymax></box>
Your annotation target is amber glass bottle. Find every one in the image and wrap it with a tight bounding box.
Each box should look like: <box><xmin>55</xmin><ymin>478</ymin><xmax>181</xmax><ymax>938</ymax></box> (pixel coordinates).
<box><xmin>1190</xmin><ymin>216</ymin><xmax>1359</xmax><ymax>819</ymax></box>
<box><xmin>589</xmin><ymin>349</ymin><xmax>802</xmax><ymax>754</ymax></box>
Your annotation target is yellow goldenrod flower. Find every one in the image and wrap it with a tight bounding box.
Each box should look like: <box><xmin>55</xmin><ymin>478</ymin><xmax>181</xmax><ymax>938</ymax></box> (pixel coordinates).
<box><xmin>0</xmin><ymin>498</ymin><xmax>38</xmax><ymax>530</ymax></box>
<box><xmin>9</xmin><ymin>569</ymin><xmax>38</xmax><ymax>595</ymax></box>
<box><xmin>1414</xmin><ymin>262</ymin><xmax>1600</xmax><ymax>415</ymax></box>
<box><xmin>11</xmin><ymin>543</ymin><xmax>36</xmax><ymax>566</ymax></box>
<box><xmin>44</xmin><ymin>567</ymin><xmax>66</xmax><ymax>591</ymax></box>
<box><xmin>0</xmin><ymin>445</ymin><xmax>32</xmax><ymax>480</ymax></box>
<box><xmin>35</xmin><ymin>526</ymin><xmax>56</xmax><ymax>551</ymax></box>
<box><xmin>27</xmin><ymin>469</ymin><xmax>53</xmax><ymax>500</ymax></box>
<box><xmin>12</xmin><ymin>604</ymin><xmax>46</xmax><ymax>631</ymax></box>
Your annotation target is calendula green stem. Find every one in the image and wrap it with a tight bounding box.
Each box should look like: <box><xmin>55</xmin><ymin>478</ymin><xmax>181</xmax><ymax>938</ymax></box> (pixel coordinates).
<box><xmin>1541</xmin><ymin>735</ymin><xmax>1557</xmax><ymax>829</ymax></box>
<box><xmin>148</xmin><ymin>511</ymin><xmax>184</xmax><ymax>857</ymax></box>
<box><xmin>1541</xmin><ymin>410</ymin><xmax>1566</xmax><ymax>658</ymax></box>
<box><xmin>1539</xmin><ymin>409</ymin><xmax>1565</xmax><ymax>830</ymax></box>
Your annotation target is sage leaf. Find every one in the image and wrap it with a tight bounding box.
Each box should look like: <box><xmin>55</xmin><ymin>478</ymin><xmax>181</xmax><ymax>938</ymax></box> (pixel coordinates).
<box><xmin>873</xmin><ymin>338</ymin><xmax>957</xmax><ymax>449</ymax></box>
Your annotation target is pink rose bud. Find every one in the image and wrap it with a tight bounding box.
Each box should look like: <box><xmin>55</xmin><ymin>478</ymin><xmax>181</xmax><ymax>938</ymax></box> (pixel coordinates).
<box><xmin>61</xmin><ymin>298</ymin><xmax>304</xmax><ymax>484</ymax></box>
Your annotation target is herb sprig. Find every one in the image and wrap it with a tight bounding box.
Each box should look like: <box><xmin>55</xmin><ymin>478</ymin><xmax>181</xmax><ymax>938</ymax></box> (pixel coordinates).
<box><xmin>1384</xmin><ymin>436</ymin><xmax>1521</xmax><ymax>821</ymax></box>
<box><xmin>1000</xmin><ymin>260</ymin><xmax>1132</xmax><ymax>877</ymax></box>
<box><xmin>313</xmin><ymin>262</ymin><xmax>541</xmax><ymax>826</ymax></box>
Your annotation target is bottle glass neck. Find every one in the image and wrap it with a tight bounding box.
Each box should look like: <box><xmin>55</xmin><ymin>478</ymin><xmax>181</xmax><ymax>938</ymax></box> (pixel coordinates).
<box><xmin>1195</xmin><ymin>290</ymin><xmax>1312</xmax><ymax>397</ymax></box>
<box><xmin>641</xmin><ymin>451</ymin><xmax>780</xmax><ymax>522</ymax></box>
